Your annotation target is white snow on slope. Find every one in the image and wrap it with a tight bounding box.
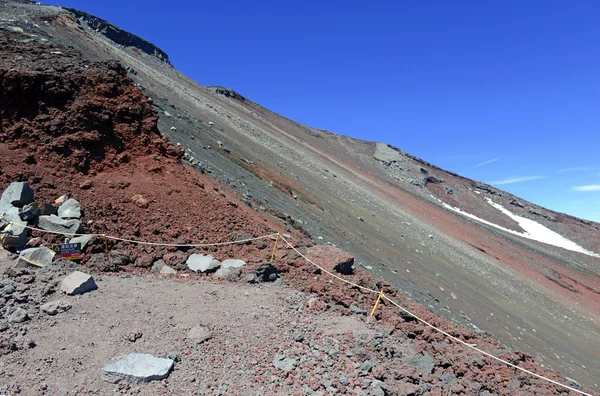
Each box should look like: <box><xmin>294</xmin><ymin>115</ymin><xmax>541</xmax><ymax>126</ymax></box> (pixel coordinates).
<box><xmin>442</xmin><ymin>198</ymin><xmax>600</xmax><ymax>258</ymax></box>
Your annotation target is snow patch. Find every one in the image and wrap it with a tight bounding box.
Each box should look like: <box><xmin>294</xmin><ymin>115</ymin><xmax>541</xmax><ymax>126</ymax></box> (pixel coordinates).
<box><xmin>442</xmin><ymin>199</ymin><xmax>600</xmax><ymax>258</ymax></box>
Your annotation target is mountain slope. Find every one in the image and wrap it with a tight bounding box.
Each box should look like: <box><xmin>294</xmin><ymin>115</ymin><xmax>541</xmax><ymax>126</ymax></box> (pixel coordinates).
<box><xmin>2</xmin><ymin>1</ymin><xmax>599</xmax><ymax>389</ymax></box>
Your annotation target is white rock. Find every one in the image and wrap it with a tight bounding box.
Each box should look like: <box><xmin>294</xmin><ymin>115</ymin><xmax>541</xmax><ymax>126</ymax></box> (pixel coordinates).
<box><xmin>186</xmin><ymin>254</ymin><xmax>220</xmax><ymax>273</ymax></box>
<box><xmin>60</xmin><ymin>271</ymin><xmax>97</xmax><ymax>295</ymax></box>
<box><xmin>17</xmin><ymin>247</ymin><xmax>55</xmax><ymax>268</ymax></box>
<box><xmin>58</xmin><ymin>198</ymin><xmax>81</xmax><ymax>219</ymax></box>
<box><xmin>214</xmin><ymin>259</ymin><xmax>247</xmax><ymax>277</ymax></box>
<box><xmin>101</xmin><ymin>353</ymin><xmax>174</xmax><ymax>384</ymax></box>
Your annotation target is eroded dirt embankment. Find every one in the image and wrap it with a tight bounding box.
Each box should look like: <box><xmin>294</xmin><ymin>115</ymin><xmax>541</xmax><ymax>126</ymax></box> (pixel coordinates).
<box><xmin>0</xmin><ymin>31</ymin><xmax>595</xmax><ymax>395</ymax></box>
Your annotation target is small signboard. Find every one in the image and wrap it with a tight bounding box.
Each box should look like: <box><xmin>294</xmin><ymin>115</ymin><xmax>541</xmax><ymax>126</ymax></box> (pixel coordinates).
<box><xmin>54</xmin><ymin>242</ymin><xmax>82</xmax><ymax>261</ymax></box>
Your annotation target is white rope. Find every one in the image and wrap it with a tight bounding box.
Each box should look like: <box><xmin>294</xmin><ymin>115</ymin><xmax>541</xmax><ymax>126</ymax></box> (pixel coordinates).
<box><xmin>105</xmin><ymin>233</ymin><xmax>278</xmax><ymax>247</ymax></box>
<box><xmin>279</xmin><ymin>235</ymin><xmax>592</xmax><ymax>396</ymax></box>
<box><xmin>0</xmin><ymin>215</ymin><xmax>277</xmax><ymax>248</ymax></box>
<box><xmin>279</xmin><ymin>235</ymin><xmax>379</xmax><ymax>294</ymax></box>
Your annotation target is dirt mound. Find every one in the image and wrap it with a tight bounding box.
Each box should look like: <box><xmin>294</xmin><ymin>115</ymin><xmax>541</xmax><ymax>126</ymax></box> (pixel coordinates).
<box><xmin>0</xmin><ymin>32</ymin><xmax>180</xmax><ymax>175</ymax></box>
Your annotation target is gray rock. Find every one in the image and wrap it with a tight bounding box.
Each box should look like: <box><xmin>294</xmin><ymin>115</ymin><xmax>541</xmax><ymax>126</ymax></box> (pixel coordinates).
<box><xmin>373</xmin><ymin>143</ymin><xmax>405</xmax><ymax>165</ymax></box>
<box><xmin>67</xmin><ymin>235</ymin><xmax>93</xmax><ymax>251</ymax></box>
<box><xmin>439</xmin><ymin>371</ymin><xmax>455</xmax><ymax>384</ymax></box>
<box><xmin>0</xmin><ymin>208</ymin><xmax>28</xmax><ymax>248</ymax></box>
<box><xmin>248</xmin><ymin>262</ymin><xmax>278</xmax><ymax>283</ymax></box>
<box><xmin>403</xmin><ymin>353</ymin><xmax>434</xmax><ymax>375</ymax></box>
<box><xmin>186</xmin><ymin>254</ymin><xmax>221</xmax><ymax>273</ymax></box>
<box><xmin>38</xmin><ymin>215</ymin><xmax>83</xmax><ymax>235</ymax></box>
<box><xmin>187</xmin><ymin>326</ymin><xmax>212</xmax><ymax>343</ymax></box>
<box><xmin>101</xmin><ymin>353</ymin><xmax>174</xmax><ymax>384</ymax></box>
<box><xmin>60</xmin><ymin>271</ymin><xmax>97</xmax><ymax>295</ymax></box>
<box><xmin>361</xmin><ymin>361</ymin><xmax>373</xmax><ymax>373</ymax></box>
<box><xmin>168</xmin><ymin>351</ymin><xmax>180</xmax><ymax>362</ymax></box>
<box><xmin>293</xmin><ymin>331</ymin><xmax>305</xmax><ymax>342</ymax></box>
<box><xmin>0</xmin><ymin>279</ymin><xmax>16</xmax><ymax>298</ymax></box>
<box><xmin>58</xmin><ymin>198</ymin><xmax>81</xmax><ymax>219</ymax></box>
<box><xmin>215</xmin><ymin>259</ymin><xmax>247</xmax><ymax>278</ymax></box>
<box><xmin>19</xmin><ymin>202</ymin><xmax>40</xmax><ymax>221</ymax></box>
<box><xmin>1</xmin><ymin>182</ymin><xmax>34</xmax><ymax>207</ymax></box>
<box><xmin>7</xmin><ymin>307</ymin><xmax>29</xmax><ymax>323</ymax></box>
<box><xmin>151</xmin><ymin>259</ymin><xmax>166</xmax><ymax>273</ymax></box>
<box><xmin>339</xmin><ymin>375</ymin><xmax>349</xmax><ymax>386</ymax></box>
<box><xmin>40</xmin><ymin>300</ymin><xmax>72</xmax><ymax>315</ymax></box>
<box><xmin>17</xmin><ymin>247</ymin><xmax>55</xmax><ymax>268</ymax></box>
<box><xmin>350</xmin><ymin>305</ymin><xmax>367</xmax><ymax>315</ymax></box>
<box><xmin>160</xmin><ymin>265</ymin><xmax>176</xmax><ymax>275</ymax></box>
<box><xmin>272</xmin><ymin>354</ymin><xmax>297</xmax><ymax>371</ymax></box>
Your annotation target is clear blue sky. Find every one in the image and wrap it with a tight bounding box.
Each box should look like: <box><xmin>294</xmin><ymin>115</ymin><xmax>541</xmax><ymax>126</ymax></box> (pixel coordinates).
<box><xmin>48</xmin><ymin>1</ymin><xmax>600</xmax><ymax>221</ymax></box>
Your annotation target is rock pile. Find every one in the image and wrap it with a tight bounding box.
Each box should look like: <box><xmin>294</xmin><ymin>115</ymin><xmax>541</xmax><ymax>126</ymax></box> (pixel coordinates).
<box><xmin>1</xmin><ymin>182</ymin><xmax>86</xmax><ymax>249</ymax></box>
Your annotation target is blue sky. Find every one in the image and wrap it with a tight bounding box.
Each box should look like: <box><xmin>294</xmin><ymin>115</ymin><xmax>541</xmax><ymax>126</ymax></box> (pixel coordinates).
<box><xmin>48</xmin><ymin>1</ymin><xmax>600</xmax><ymax>221</ymax></box>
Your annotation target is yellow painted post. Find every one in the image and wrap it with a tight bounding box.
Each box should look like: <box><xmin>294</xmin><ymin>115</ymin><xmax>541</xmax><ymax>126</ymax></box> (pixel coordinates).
<box><xmin>370</xmin><ymin>291</ymin><xmax>384</xmax><ymax>317</ymax></box>
<box><xmin>270</xmin><ymin>232</ymin><xmax>280</xmax><ymax>263</ymax></box>
<box><xmin>103</xmin><ymin>234</ymin><xmax>110</xmax><ymax>261</ymax></box>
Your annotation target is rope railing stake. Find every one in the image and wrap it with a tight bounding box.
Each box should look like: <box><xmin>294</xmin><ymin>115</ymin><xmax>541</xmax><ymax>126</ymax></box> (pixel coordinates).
<box><xmin>270</xmin><ymin>232</ymin><xmax>280</xmax><ymax>263</ymax></box>
<box><xmin>370</xmin><ymin>291</ymin><xmax>384</xmax><ymax>317</ymax></box>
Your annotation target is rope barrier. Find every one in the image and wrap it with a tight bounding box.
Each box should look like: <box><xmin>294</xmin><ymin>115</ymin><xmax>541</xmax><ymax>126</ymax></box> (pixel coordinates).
<box><xmin>278</xmin><ymin>235</ymin><xmax>591</xmax><ymax>396</ymax></box>
<box><xmin>0</xmin><ymin>214</ymin><xmax>278</xmax><ymax>248</ymax></box>
<box><xmin>0</xmin><ymin>213</ymin><xmax>591</xmax><ymax>394</ymax></box>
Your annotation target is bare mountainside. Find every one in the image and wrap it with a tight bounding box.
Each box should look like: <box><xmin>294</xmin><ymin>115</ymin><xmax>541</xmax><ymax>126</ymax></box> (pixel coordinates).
<box><xmin>1</xmin><ymin>0</ymin><xmax>599</xmax><ymax>391</ymax></box>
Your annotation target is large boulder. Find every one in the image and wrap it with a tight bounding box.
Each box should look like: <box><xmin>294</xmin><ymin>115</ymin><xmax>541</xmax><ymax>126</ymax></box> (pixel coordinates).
<box><xmin>101</xmin><ymin>353</ymin><xmax>174</xmax><ymax>384</ymax></box>
<box><xmin>60</xmin><ymin>271</ymin><xmax>97</xmax><ymax>295</ymax></box>
<box><xmin>38</xmin><ymin>215</ymin><xmax>83</xmax><ymax>235</ymax></box>
<box><xmin>17</xmin><ymin>247</ymin><xmax>55</xmax><ymax>268</ymax></box>
<box><xmin>215</xmin><ymin>259</ymin><xmax>247</xmax><ymax>278</ymax></box>
<box><xmin>1</xmin><ymin>182</ymin><xmax>34</xmax><ymax>208</ymax></box>
<box><xmin>305</xmin><ymin>245</ymin><xmax>354</xmax><ymax>275</ymax></box>
<box><xmin>186</xmin><ymin>254</ymin><xmax>221</xmax><ymax>273</ymax></box>
<box><xmin>57</xmin><ymin>198</ymin><xmax>81</xmax><ymax>219</ymax></box>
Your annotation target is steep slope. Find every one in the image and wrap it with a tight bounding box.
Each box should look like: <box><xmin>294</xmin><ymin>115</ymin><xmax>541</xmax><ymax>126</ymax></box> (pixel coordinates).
<box><xmin>1</xmin><ymin>0</ymin><xmax>598</xmax><ymax>389</ymax></box>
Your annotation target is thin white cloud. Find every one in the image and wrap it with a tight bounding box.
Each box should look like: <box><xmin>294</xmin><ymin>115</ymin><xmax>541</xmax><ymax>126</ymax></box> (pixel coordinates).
<box><xmin>571</xmin><ymin>185</ymin><xmax>600</xmax><ymax>191</ymax></box>
<box><xmin>474</xmin><ymin>158</ymin><xmax>499</xmax><ymax>168</ymax></box>
<box><xmin>488</xmin><ymin>176</ymin><xmax>546</xmax><ymax>185</ymax></box>
<box><xmin>558</xmin><ymin>165</ymin><xmax>600</xmax><ymax>173</ymax></box>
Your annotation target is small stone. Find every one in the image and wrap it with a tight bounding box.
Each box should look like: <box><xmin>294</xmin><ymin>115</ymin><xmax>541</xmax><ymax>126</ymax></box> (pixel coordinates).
<box><xmin>123</xmin><ymin>330</ymin><xmax>143</xmax><ymax>342</ymax></box>
<box><xmin>79</xmin><ymin>181</ymin><xmax>93</xmax><ymax>190</ymax></box>
<box><xmin>131</xmin><ymin>195</ymin><xmax>149</xmax><ymax>209</ymax></box>
<box><xmin>7</xmin><ymin>307</ymin><xmax>29</xmax><ymax>323</ymax></box>
<box><xmin>60</xmin><ymin>271</ymin><xmax>97</xmax><ymax>295</ymax></box>
<box><xmin>187</xmin><ymin>326</ymin><xmax>212</xmax><ymax>343</ymax></box>
<box><xmin>40</xmin><ymin>300</ymin><xmax>72</xmax><ymax>315</ymax></box>
<box><xmin>151</xmin><ymin>259</ymin><xmax>166</xmax><ymax>273</ymax></box>
<box><xmin>272</xmin><ymin>354</ymin><xmax>297</xmax><ymax>371</ymax></box>
<box><xmin>293</xmin><ymin>331</ymin><xmax>305</xmax><ymax>342</ymax></box>
<box><xmin>160</xmin><ymin>265</ymin><xmax>176</xmax><ymax>275</ymax></box>
<box><xmin>101</xmin><ymin>353</ymin><xmax>174</xmax><ymax>384</ymax></box>
<box><xmin>168</xmin><ymin>351</ymin><xmax>180</xmax><ymax>362</ymax></box>
<box><xmin>350</xmin><ymin>305</ymin><xmax>367</xmax><ymax>315</ymax></box>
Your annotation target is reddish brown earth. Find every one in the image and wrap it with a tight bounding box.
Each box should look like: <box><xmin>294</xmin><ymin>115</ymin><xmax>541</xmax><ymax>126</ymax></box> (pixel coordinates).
<box><xmin>0</xmin><ymin>29</ymin><xmax>597</xmax><ymax>395</ymax></box>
